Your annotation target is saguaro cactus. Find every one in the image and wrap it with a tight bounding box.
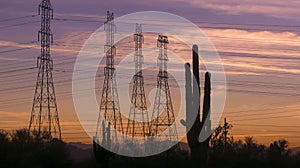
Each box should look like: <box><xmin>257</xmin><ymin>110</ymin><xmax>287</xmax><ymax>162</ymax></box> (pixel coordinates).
<box><xmin>183</xmin><ymin>45</ymin><xmax>211</xmax><ymax>167</ymax></box>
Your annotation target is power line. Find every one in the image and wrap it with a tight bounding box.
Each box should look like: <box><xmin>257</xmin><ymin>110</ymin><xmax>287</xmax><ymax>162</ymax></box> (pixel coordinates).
<box><xmin>220</xmin><ymin>108</ymin><xmax>299</xmax><ymax>119</ymax></box>
<box><xmin>52</xmin><ymin>16</ymin><xmax>300</xmax><ymax>31</ymax></box>
<box><xmin>2</xmin><ymin>13</ymin><xmax>300</xmax><ymax>33</ymax></box>
<box><xmin>2</xmin><ymin>70</ymin><xmax>299</xmax><ymax>100</ymax></box>
<box><xmin>1</xmin><ymin>46</ymin><xmax>298</xmax><ymax>73</ymax></box>
<box><xmin>0</xmin><ymin>14</ymin><xmax>38</xmax><ymax>23</ymax></box>
<box><xmin>233</xmin><ymin>123</ymin><xmax>300</xmax><ymax>128</ymax></box>
<box><xmin>0</xmin><ymin>46</ymin><xmax>38</xmax><ymax>54</ymax></box>
<box><xmin>0</xmin><ymin>67</ymin><xmax>36</xmax><ymax>74</ymax></box>
<box><xmin>230</xmin><ymin>114</ymin><xmax>300</xmax><ymax>122</ymax></box>
<box><xmin>0</xmin><ymin>21</ymin><xmax>39</xmax><ymax>30</ymax></box>
<box><xmin>1</xmin><ymin>13</ymin><xmax>299</xmax><ymax>126</ymax></box>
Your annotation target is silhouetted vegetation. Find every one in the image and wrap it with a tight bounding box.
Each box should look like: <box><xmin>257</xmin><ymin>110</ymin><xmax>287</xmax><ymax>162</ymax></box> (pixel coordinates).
<box><xmin>0</xmin><ymin>129</ymin><xmax>71</xmax><ymax>168</ymax></box>
<box><xmin>208</xmin><ymin>121</ymin><xmax>300</xmax><ymax>168</ymax></box>
<box><xmin>92</xmin><ymin>121</ymin><xmax>300</xmax><ymax>168</ymax></box>
<box><xmin>1</xmin><ymin>127</ymin><xmax>300</xmax><ymax>168</ymax></box>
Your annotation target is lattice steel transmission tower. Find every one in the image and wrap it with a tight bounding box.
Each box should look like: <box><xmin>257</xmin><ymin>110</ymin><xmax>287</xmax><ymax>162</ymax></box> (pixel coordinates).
<box><xmin>29</xmin><ymin>0</ymin><xmax>61</xmax><ymax>140</ymax></box>
<box><xmin>150</xmin><ymin>35</ymin><xmax>178</xmax><ymax>143</ymax></box>
<box><xmin>95</xmin><ymin>11</ymin><xmax>124</xmax><ymax>147</ymax></box>
<box><xmin>126</xmin><ymin>24</ymin><xmax>149</xmax><ymax>140</ymax></box>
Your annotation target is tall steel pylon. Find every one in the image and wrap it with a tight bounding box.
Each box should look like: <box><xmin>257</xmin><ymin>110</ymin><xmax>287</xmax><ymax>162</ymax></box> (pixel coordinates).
<box><xmin>95</xmin><ymin>11</ymin><xmax>123</xmax><ymax>147</ymax></box>
<box><xmin>29</xmin><ymin>0</ymin><xmax>61</xmax><ymax>140</ymax></box>
<box><xmin>126</xmin><ymin>24</ymin><xmax>149</xmax><ymax>140</ymax></box>
<box><xmin>150</xmin><ymin>35</ymin><xmax>178</xmax><ymax>143</ymax></box>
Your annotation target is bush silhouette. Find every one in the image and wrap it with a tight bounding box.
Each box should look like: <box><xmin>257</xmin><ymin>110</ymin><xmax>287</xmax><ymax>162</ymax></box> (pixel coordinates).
<box><xmin>1</xmin><ymin>126</ymin><xmax>300</xmax><ymax>168</ymax></box>
<box><xmin>0</xmin><ymin>128</ymin><xmax>71</xmax><ymax>168</ymax></box>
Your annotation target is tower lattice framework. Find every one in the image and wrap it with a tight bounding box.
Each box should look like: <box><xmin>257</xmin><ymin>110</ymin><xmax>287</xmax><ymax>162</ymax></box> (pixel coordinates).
<box><xmin>95</xmin><ymin>11</ymin><xmax>123</xmax><ymax>147</ymax></box>
<box><xmin>150</xmin><ymin>35</ymin><xmax>178</xmax><ymax>143</ymax></box>
<box><xmin>29</xmin><ymin>0</ymin><xmax>61</xmax><ymax>140</ymax></box>
<box><xmin>126</xmin><ymin>24</ymin><xmax>150</xmax><ymax>140</ymax></box>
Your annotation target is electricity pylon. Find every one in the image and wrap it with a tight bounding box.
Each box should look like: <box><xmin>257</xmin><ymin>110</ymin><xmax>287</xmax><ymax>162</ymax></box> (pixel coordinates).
<box><xmin>126</xmin><ymin>24</ymin><xmax>150</xmax><ymax>140</ymax></box>
<box><xmin>94</xmin><ymin>11</ymin><xmax>124</xmax><ymax>148</ymax></box>
<box><xmin>29</xmin><ymin>0</ymin><xmax>61</xmax><ymax>140</ymax></box>
<box><xmin>150</xmin><ymin>35</ymin><xmax>178</xmax><ymax>143</ymax></box>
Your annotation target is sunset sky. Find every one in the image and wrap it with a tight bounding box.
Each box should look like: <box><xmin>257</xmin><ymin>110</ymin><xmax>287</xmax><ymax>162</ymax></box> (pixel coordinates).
<box><xmin>0</xmin><ymin>0</ymin><xmax>300</xmax><ymax>147</ymax></box>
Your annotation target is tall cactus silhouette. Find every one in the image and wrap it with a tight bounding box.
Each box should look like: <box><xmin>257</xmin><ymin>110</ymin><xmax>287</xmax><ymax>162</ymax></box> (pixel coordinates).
<box><xmin>183</xmin><ymin>45</ymin><xmax>211</xmax><ymax>167</ymax></box>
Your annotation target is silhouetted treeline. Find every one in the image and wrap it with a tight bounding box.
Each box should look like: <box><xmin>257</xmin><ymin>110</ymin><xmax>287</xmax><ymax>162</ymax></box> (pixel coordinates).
<box><xmin>1</xmin><ymin>127</ymin><xmax>300</xmax><ymax>168</ymax></box>
<box><xmin>208</xmin><ymin>122</ymin><xmax>300</xmax><ymax>168</ymax></box>
<box><xmin>0</xmin><ymin>129</ymin><xmax>71</xmax><ymax>168</ymax></box>
<box><xmin>94</xmin><ymin>121</ymin><xmax>300</xmax><ymax>168</ymax></box>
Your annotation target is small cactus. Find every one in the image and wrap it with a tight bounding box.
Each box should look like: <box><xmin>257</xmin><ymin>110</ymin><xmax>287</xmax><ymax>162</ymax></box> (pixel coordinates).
<box><xmin>93</xmin><ymin>123</ymin><xmax>114</xmax><ymax>167</ymax></box>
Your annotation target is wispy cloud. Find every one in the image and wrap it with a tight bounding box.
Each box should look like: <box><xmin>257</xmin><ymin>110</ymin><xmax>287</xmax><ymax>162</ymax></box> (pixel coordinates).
<box><xmin>204</xmin><ymin>29</ymin><xmax>300</xmax><ymax>57</ymax></box>
<box><xmin>175</xmin><ymin>0</ymin><xmax>300</xmax><ymax>21</ymax></box>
